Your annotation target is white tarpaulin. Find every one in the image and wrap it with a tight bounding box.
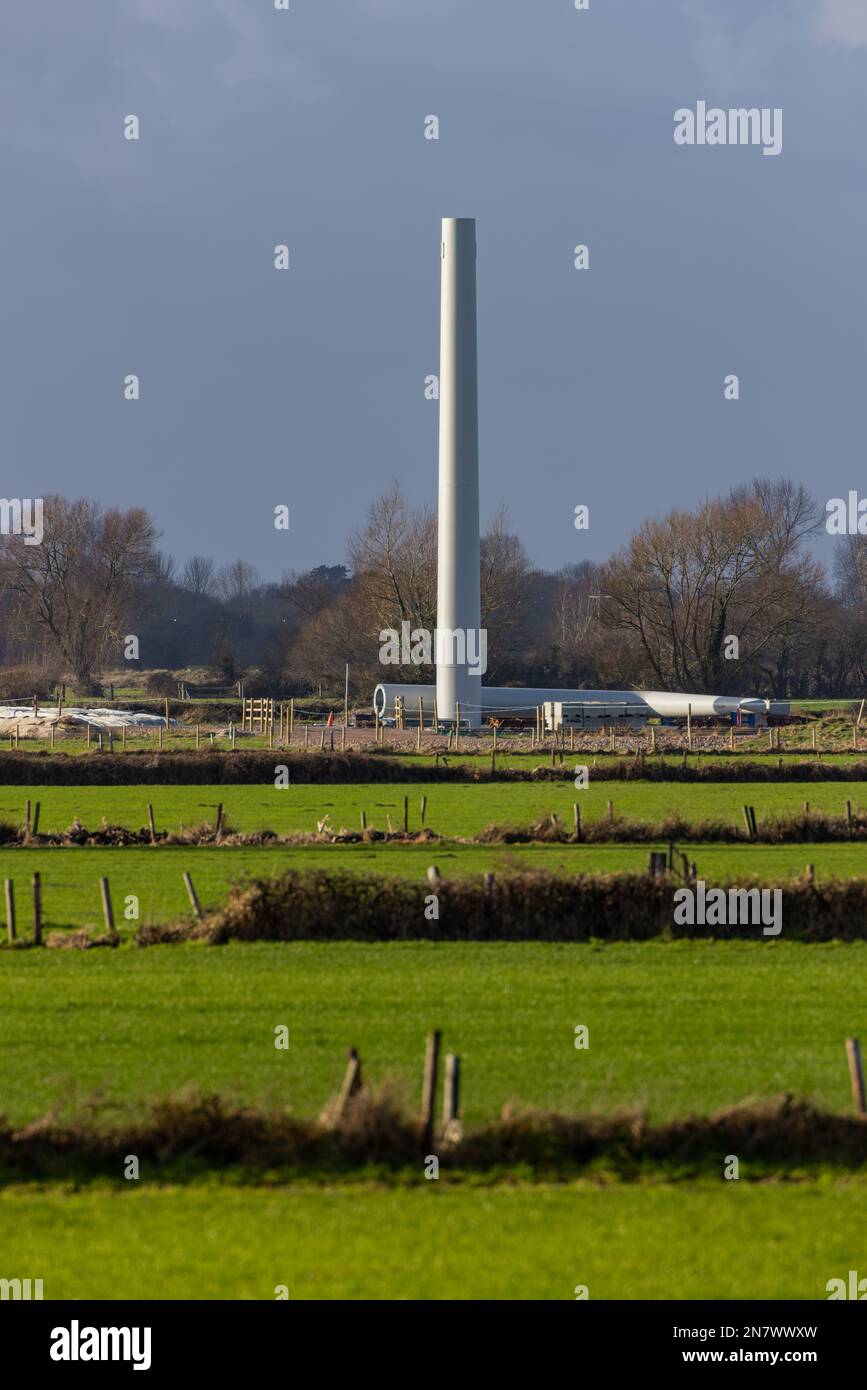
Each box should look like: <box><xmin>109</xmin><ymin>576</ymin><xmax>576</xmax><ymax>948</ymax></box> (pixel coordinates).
<box><xmin>0</xmin><ymin>706</ymin><xmax>176</xmax><ymax>731</ymax></box>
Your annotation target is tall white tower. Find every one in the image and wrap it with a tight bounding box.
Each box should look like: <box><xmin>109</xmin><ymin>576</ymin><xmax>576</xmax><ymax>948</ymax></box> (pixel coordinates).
<box><xmin>436</xmin><ymin>217</ymin><xmax>482</xmax><ymax>727</ymax></box>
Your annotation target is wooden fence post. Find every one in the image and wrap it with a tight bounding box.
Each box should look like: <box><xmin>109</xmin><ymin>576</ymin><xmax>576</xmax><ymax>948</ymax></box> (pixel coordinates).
<box><xmin>4</xmin><ymin>879</ymin><xmax>15</xmax><ymax>942</ymax></box>
<box><xmin>31</xmin><ymin>802</ymin><xmax>40</xmax><ymax>836</ymax></box>
<box><xmin>421</xmin><ymin>1030</ymin><xmax>442</xmax><ymax>1151</ymax></box>
<box><xmin>183</xmin><ymin>872</ymin><xmax>203</xmax><ymax>919</ymax></box>
<box><xmin>846</xmin><ymin>1038</ymin><xmax>866</xmax><ymax>1116</ymax></box>
<box><xmin>147</xmin><ymin>803</ymin><xmax>156</xmax><ymax>843</ymax></box>
<box><xmin>215</xmin><ymin>803</ymin><xmax>224</xmax><ymax>840</ymax></box>
<box><xmin>442</xmin><ymin>1054</ymin><xmax>461</xmax><ymax>1134</ymax></box>
<box><xmin>32</xmin><ymin>871</ymin><xmax>42</xmax><ymax>945</ymax></box>
<box><xmin>332</xmin><ymin>1047</ymin><xmax>362</xmax><ymax>1124</ymax></box>
<box><xmin>99</xmin><ymin>876</ymin><xmax>115</xmax><ymax>935</ymax></box>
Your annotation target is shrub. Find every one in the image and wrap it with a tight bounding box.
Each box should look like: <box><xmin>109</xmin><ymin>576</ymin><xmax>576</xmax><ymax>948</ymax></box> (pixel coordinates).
<box><xmin>1</xmin><ymin>1094</ymin><xmax>864</xmax><ymax>1178</ymax></box>
<box><xmin>133</xmin><ymin>867</ymin><xmax>867</xmax><ymax>945</ymax></box>
<box><xmin>0</xmin><ymin>663</ymin><xmax>64</xmax><ymax>701</ymax></box>
<box><xmin>143</xmin><ymin>670</ymin><xmax>178</xmax><ymax>697</ymax></box>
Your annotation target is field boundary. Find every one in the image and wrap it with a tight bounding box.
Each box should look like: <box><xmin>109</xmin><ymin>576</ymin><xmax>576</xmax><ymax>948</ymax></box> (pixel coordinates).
<box><xmin>114</xmin><ymin>867</ymin><xmax>867</xmax><ymax>945</ymax></box>
<box><xmin>4</xmin><ymin>807</ymin><xmax>867</xmax><ymax>847</ymax></box>
<box><xmin>3</xmin><ymin>749</ymin><xmax>867</xmax><ymax>785</ymax></box>
<box><xmin>2</xmin><ymin>1093</ymin><xmax>864</xmax><ymax>1180</ymax></box>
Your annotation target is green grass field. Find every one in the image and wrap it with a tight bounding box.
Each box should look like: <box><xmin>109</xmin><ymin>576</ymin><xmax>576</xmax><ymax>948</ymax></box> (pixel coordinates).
<box><xmin>2</xmin><ymin>940</ymin><xmax>863</xmax><ymax>1127</ymax></box>
<box><xmin>3</xmin><ymin>779</ymin><xmax>867</xmax><ymax>837</ymax></box>
<box><xmin>2</xmin><ymin>753</ymin><xmax>864</xmax><ymax>1303</ymax></box>
<box><xmin>0</xmin><ymin>841</ymin><xmax>865</xmax><ymax>938</ymax></box>
<box><xmin>0</xmin><ymin>1178</ymin><xmax>860</xmax><ymax>1299</ymax></box>
<box><xmin>8</xmin><ymin>730</ymin><xmax>867</xmax><ymax>757</ymax></box>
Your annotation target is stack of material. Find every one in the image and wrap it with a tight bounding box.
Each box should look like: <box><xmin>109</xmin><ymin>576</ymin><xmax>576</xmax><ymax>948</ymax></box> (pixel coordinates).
<box><xmin>0</xmin><ymin>706</ymin><xmax>176</xmax><ymax>739</ymax></box>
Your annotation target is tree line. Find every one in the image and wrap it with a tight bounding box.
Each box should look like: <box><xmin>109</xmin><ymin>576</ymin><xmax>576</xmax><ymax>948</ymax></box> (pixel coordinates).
<box><xmin>0</xmin><ymin>480</ymin><xmax>864</xmax><ymax>700</ymax></box>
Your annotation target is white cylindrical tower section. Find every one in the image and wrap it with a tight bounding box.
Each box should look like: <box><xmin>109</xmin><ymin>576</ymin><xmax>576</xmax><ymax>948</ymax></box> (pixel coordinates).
<box><xmin>436</xmin><ymin>217</ymin><xmax>482</xmax><ymax>727</ymax></box>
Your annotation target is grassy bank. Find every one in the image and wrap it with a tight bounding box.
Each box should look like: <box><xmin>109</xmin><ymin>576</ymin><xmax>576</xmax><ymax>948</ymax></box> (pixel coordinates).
<box><xmin>0</xmin><ymin>1178</ymin><xmax>860</xmax><ymax>1299</ymax></box>
<box><xmin>1</xmin><ymin>842</ymin><xmax>866</xmax><ymax>942</ymax></box>
<box><xmin>4</xmin><ymin>779</ymin><xmax>867</xmax><ymax>837</ymax></box>
<box><xmin>1</xmin><ymin>940</ymin><xmax>863</xmax><ymax>1126</ymax></box>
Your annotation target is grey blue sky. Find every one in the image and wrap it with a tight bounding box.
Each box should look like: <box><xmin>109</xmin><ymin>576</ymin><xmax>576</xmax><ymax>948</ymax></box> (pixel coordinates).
<box><xmin>2</xmin><ymin>0</ymin><xmax>866</xmax><ymax>580</ymax></box>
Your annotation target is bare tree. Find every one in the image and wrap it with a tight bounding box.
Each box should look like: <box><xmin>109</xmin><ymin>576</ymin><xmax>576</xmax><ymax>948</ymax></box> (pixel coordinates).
<box><xmin>146</xmin><ymin>552</ymin><xmax>176</xmax><ymax>590</ymax></box>
<box><xmin>348</xmin><ymin>486</ymin><xmax>531</xmax><ymax>662</ymax></box>
<box><xmin>289</xmin><ymin>589</ymin><xmax>379</xmax><ymax>695</ymax></box>
<box><xmin>0</xmin><ymin>496</ymin><xmax>160</xmax><ymax>686</ymax></box>
<box><xmin>601</xmin><ymin>482</ymin><xmax>824</xmax><ymax>693</ymax></box>
<box><xmin>181</xmin><ymin>555</ymin><xmax>217</xmax><ymax>596</ymax></box>
<box><xmin>216</xmin><ymin>559</ymin><xmax>261</xmax><ymax>603</ymax></box>
<box><xmin>550</xmin><ymin>562</ymin><xmax>602</xmax><ymax>654</ymax></box>
<box><xmin>349</xmin><ymin>483</ymin><xmax>437</xmax><ymax>637</ymax></box>
<box><xmin>480</xmin><ymin>504</ymin><xmax>530</xmax><ymax>623</ymax></box>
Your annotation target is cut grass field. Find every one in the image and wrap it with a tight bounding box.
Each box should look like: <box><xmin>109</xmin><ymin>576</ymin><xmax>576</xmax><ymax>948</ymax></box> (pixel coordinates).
<box><xmin>2</xmin><ymin>763</ymin><xmax>863</xmax><ymax>1303</ymax></box>
<box><xmin>9</xmin><ymin>740</ymin><xmax>867</xmax><ymax>764</ymax></box>
<box><xmin>4</xmin><ymin>779</ymin><xmax>867</xmax><ymax>837</ymax></box>
<box><xmin>1</xmin><ymin>842</ymin><xmax>866</xmax><ymax>938</ymax></box>
<box><xmin>0</xmin><ymin>1178</ymin><xmax>861</xmax><ymax>1299</ymax></box>
<box><xmin>2</xmin><ymin>940</ymin><xmax>864</xmax><ymax>1127</ymax></box>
